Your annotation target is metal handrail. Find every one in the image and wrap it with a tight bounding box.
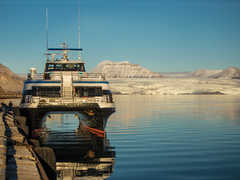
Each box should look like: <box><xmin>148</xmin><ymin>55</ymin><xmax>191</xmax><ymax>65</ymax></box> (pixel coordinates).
<box><xmin>27</xmin><ymin>72</ymin><xmax>105</xmax><ymax>80</ymax></box>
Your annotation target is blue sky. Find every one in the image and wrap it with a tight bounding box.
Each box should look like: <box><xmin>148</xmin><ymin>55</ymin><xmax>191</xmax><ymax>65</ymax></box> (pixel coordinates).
<box><xmin>0</xmin><ymin>0</ymin><xmax>240</xmax><ymax>73</ymax></box>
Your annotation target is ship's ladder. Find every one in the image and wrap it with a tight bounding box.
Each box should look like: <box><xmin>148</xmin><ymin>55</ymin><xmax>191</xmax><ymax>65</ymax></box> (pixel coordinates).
<box><xmin>61</xmin><ymin>72</ymin><xmax>73</xmax><ymax>101</ymax></box>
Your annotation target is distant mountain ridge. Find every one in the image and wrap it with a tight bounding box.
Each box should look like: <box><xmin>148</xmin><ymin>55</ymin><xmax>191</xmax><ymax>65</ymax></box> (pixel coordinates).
<box><xmin>0</xmin><ymin>64</ymin><xmax>24</xmax><ymax>95</ymax></box>
<box><xmin>91</xmin><ymin>60</ymin><xmax>162</xmax><ymax>78</ymax></box>
<box><xmin>191</xmin><ymin>69</ymin><xmax>222</xmax><ymax>78</ymax></box>
<box><xmin>210</xmin><ymin>67</ymin><xmax>240</xmax><ymax>79</ymax></box>
<box><xmin>1</xmin><ymin>61</ymin><xmax>240</xmax><ymax>98</ymax></box>
<box><xmin>192</xmin><ymin>66</ymin><xmax>240</xmax><ymax>79</ymax></box>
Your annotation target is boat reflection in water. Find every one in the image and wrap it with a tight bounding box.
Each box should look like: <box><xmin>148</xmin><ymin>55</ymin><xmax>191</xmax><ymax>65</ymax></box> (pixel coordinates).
<box><xmin>39</xmin><ymin>113</ymin><xmax>115</xmax><ymax>180</ymax></box>
<box><xmin>56</xmin><ymin>135</ymin><xmax>115</xmax><ymax>180</ymax></box>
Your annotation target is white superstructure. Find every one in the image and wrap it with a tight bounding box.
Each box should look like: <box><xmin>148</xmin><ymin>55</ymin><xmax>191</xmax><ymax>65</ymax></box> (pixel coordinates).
<box><xmin>20</xmin><ymin>43</ymin><xmax>115</xmax><ymax>113</ymax></box>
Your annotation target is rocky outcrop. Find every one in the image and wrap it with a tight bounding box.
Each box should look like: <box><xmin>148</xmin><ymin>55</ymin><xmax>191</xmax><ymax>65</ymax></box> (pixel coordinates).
<box><xmin>91</xmin><ymin>60</ymin><xmax>162</xmax><ymax>78</ymax></box>
<box><xmin>0</xmin><ymin>64</ymin><xmax>24</xmax><ymax>95</ymax></box>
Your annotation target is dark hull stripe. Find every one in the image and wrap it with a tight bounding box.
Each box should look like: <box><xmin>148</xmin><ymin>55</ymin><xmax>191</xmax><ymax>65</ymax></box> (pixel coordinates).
<box><xmin>24</xmin><ymin>80</ymin><xmax>109</xmax><ymax>84</ymax></box>
<box><xmin>73</xmin><ymin>81</ymin><xmax>109</xmax><ymax>84</ymax></box>
<box><xmin>25</xmin><ymin>80</ymin><xmax>61</xmax><ymax>84</ymax></box>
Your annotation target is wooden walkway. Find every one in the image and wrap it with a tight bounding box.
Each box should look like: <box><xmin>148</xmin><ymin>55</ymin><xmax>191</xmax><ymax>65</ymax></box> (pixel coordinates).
<box><xmin>0</xmin><ymin>109</ymin><xmax>48</xmax><ymax>180</ymax></box>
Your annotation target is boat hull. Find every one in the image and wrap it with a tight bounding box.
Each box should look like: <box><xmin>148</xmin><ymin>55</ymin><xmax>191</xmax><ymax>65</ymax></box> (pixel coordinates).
<box><xmin>19</xmin><ymin>104</ymin><xmax>115</xmax><ymax>137</ymax></box>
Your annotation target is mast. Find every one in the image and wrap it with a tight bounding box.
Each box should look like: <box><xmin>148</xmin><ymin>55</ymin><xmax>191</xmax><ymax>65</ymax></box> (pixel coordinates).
<box><xmin>44</xmin><ymin>8</ymin><xmax>83</xmax><ymax>62</ymax></box>
<box><xmin>46</xmin><ymin>8</ymin><xmax>49</xmax><ymax>51</ymax></box>
<box><xmin>78</xmin><ymin>7</ymin><xmax>81</xmax><ymax>60</ymax></box>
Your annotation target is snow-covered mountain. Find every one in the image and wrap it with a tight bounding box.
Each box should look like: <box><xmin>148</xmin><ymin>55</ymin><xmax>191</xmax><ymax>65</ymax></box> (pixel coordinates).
<box><xmin>210</xmin><ymin>67</ymin><xmax>240</xmax><ymax>79</ymax></box>
<box><xmin>192</xmin><ymin>67</ymin><xmax>240</xmax><ymax>79</ymax></box>
<box><xmin>192</xmin><ymin>69</ymin><xmax>222</xmax><ymax>78</ymax></box>
<box><xmin>91</xmin><ymin>60</ymin><xmax>162</xmax><ymax>78</ymax></box>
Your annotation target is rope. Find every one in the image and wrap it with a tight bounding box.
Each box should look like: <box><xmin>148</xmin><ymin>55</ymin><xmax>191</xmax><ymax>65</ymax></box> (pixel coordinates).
<box><xmin>85</xmin><ymin>126</ymin><xmax>105</xmax><ymax>138</ymax></box>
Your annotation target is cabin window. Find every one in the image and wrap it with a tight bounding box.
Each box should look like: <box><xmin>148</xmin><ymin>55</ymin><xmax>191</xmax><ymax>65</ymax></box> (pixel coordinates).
<box><xmin>47</xmin><ymin>64</ymin><xmax>55</xmax><ymax>71</ymax></box>
<box><xmin>103</xmin><ymin>90</ymin><xmax>111</xmax><ymax>95</ymax></box>
<box><xmin>103</xmin><ymin>90</ymin><xmax>113</xmax><ymax>103</ymax></box>
<box><xmin>55</xmin><ymin>64</ymin><xmax>63</xmax><ymax>71</ymax></box>
<box><xmin>45</xmin><ymin>63</ymin><xmax>85</xmax><ymax>72</ymax></box>
<box><xmin>32</xmin><ymin>86</ymin><xmax>61</xmax><ymax>97</ymax></box>
<box><xmin>74</xmin><ymin>87</ymin><xmax>102</xmax><ymax>97</ymax></box>
<box><xmin>23</xmin><ymin>90</ymin><xmax>32</xmax><ymax>95</ymax></box>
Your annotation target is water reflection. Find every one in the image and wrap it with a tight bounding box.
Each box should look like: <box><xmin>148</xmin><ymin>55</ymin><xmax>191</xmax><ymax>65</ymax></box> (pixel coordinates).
<box><xmin>109</xmin><ymin>95</ymin><xmax>240</xmax><ymax>128</ymax></box>
<box><xmin>107</xmin><ymin>95</ymin><xmax>240</xmax><ymax>180</ymax></box>
<box><xmin>39</xmin><ymin>113</ymin><xmax>115</xmax><ymax>180</ymax></box>
<box><xmin>56</xmin><ymin>135</ymin><xmax>115</xmax><ymax>180</ymax></box>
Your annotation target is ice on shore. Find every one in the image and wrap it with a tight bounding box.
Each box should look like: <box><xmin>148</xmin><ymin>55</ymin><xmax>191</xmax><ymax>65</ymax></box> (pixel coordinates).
<box><xmin>91</xmin><ymin>61</ymin><xmax>240</xmax><ymax>95</ymax></box>
<box><xmin>109</xmin><ymin>78</ymin><xmax>240</xmax><ymax>95</ymax></box>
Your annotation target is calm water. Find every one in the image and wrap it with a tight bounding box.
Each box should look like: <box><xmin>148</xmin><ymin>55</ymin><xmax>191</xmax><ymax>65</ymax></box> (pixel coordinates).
<box><xmin>43</xmin><ymin>95</ymin><xmax>240</xmax><ymax>180</ymax></box>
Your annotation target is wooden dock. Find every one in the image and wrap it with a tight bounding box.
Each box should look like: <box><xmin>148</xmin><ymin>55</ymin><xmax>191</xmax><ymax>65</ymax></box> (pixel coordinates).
<box><xmin>0</xmin><ymin>109</ymin><xmax>48</xmax><ymax>180</ymax></box>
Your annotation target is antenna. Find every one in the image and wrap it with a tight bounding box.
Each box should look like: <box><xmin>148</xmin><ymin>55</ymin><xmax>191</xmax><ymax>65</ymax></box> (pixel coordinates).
<box><xmin>78</xmin><ymin>7</ymin><xmax>81</xmax><ymax>60</ymax></box>
<box><xmin>45</xmin><ymin>8</ymin><xmax>49</xmax><ymax>51</ymax></box>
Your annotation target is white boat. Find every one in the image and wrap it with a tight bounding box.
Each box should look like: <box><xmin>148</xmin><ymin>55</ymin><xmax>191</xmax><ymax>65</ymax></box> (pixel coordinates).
<box><xmin>20</xmin><ymin>43</ymin><xmax>115</xmax><ymax>132</ymax></box>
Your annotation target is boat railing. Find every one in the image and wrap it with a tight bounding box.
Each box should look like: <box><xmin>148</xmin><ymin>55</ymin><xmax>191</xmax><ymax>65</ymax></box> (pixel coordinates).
<box><xmin>27</xmin><ymin>72</ymin><xmax>106</xmax><ymax>80</ymax></box>
<box><xmin>34</xmin><ymin>96</ymin><xmax>105</xmax><ymax>105</ymax></box>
